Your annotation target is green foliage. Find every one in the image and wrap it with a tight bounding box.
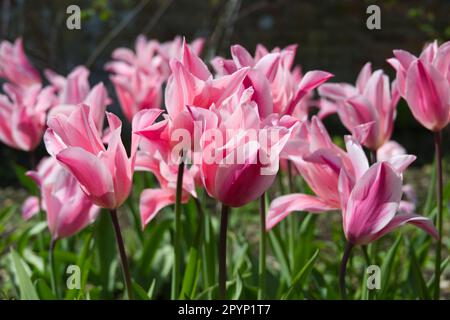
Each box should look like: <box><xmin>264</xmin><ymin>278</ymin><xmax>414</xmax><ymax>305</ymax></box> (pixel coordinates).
<box><xmin>0</xmin><ymin>167</ymin><xmax>447</xmax><ymax>300</ymax></box>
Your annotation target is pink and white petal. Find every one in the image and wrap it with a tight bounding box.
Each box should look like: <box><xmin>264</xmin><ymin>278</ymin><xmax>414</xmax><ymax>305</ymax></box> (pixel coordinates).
<box><xmin>386</xmin><ymin>154</ymin><xmax>416</xmax><ymax>175</ymax></box>
<box><xmin>140</xmin><ymin>188</ymin><xmax>175</xmax><ymax>228</ymax></box>
<box><xmin>344</xmin><ymin>162</ymin><xmax>402</xmax><ymax>243</ymax></box>
<box><xmin>356</xmin><ymin>62</ymin><xmax>372</xmax><ymax>93</ymax></box>
<box><xmin>353</xmin><ymin>121</ymin><xmax>376</xmax><ymax>147</ymax></box>
<box><xmin>56</xmin><ymin>147</ymin><xmax>114</xmax><ymax>207</ymax></box>
<box><xmin>372</xmin><ymin>213</ymin><xmax>438</xmax><ymax>243</ymax></box>
<box><xmin>181</xmin><ymin>40</ymin><xmax>211</xmax><ymax>81</ymax></box>
<box><xmin>230</xmin><ymin>44</ymin><xmax>255</xmax><ymax>68</ymax></box>
<box><xmin>22</xmin><ymin>196</ymin><xmax>40</xmax><ymax>220</ymax></box>
<box><xmin>344</xmin><ymin>135</ymin><xmax>369</xmax><ymax>179</ymax></box>
<box><xmin>266</xmin><ymin>193</ymin><xmax>336</xmax><ymax>230</ymax></box>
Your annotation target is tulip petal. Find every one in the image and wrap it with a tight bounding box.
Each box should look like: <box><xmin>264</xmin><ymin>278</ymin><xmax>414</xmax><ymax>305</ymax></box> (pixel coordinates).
<box><xmin>405</xmin><ymin>60</ymin><xmax>450</xmax><ymax>131</ymax></box>
<box><xmin>344</xmin><ymin>162</ymin><xmax>402</xmax><ymax>244</ymax></box>
<box><xmin>22</xmin><ymin>196</ymin><xmax>39</xmax><ymax>220</ymax></box>
<box><xmin>266</xmin><ymin>194</ymin><xmax>336</xmax><ymax>230</ymax></box>
<box><xmin>372</xmin><ymin>213</ymin><xmax>438</xmax><ymax>242</ymax></box>
<box><xmin>56</xmin><ymin>147</ymin><xmax>114</xmax><ymax>208</ymax></box>
<box><xmin>140</xmin><ymin>188</ymin><xmax>176</xmax><ymax>228</ymax></box>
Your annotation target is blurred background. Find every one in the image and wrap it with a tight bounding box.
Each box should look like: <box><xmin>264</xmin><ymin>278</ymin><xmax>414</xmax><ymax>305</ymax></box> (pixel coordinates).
<box><xmin>1</xmin><ymin>0</ymin><xmax>449</xmax><ymax>187</ymax></box>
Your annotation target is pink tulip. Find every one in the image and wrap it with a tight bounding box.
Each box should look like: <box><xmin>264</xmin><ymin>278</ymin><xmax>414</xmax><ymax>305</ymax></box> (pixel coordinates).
<box><xmin>339</xmin><ymin>138</ymin><xmax>437</xmax><ymax>245</ymax></box>
<box><xmin>266</xmin><ymin>117</ymin><xmax>351</xmax><ymax>229</ymax></box>
<box><xmin>319</xmin><ymin>63</ymin><xmax>398</xmax><ymax>150</ymax></box>
<box><xmin>109</xmin><ymin>70</ymin><xmax>162</xmax><ymax>122</ymax></box>
<box><xmin>45</xmin><ymin>66</ymin><xmax>90</xmax><ymax>104</ymax></box>
<box><xmin>0</xmin><ymin>83</ymin><xmax>55</xmax><ymax>151</ymax></box>
<box><xmin>21</xmin><ymin>157</ymin><xmax>99</xmax><ymax>239</ymax></box>
<box><xmin>212</xmin><ymin>44</ymin><xmax>332</xmax><ymax>119</ymax></box>
<box><xmin>388</xmin><ymin>41</ymin><xmax>450</xmax><ymax>131</ymax></box>
<box><xmin>157</xmin><ymin>36</ymin><xmax>205</xmax><ymax>79</ymax></box>
<box><xmin>165</xmin><ymin>41</ymin><xmax>249</xmax><ymax>117</ymax></box>
<box><xmin>267</xmin><ymin>129</ymin><xmax>436</xmax><ymax>241</ymax></box>
<box><xmin>376</xmin><ymin>140</ymin><xmax>417</xmax><ymax>214</ymax></box>
<box><xmin>106</xmin><ymin>36</ymin><xmax>163</xmax><ymax>121</ymax></box>
<box><xmin>44</xmin><ymin>104</ymin><xmax>154</xmax><ymax>209</ymax></box>
<box><xmin>0</xmin><ymin>38</ymin><xmax>40</xmax><ymax>87</ymax></box>
<box><xmin>45</xmin><ymin>66</ymin><xmax>111</xmax><ymax>131</ymax></box>
<box><xmin>195</xmin><ymin>89</ymin><xmax>296</xmax><ymax>207</ymax></box>
<box><xmin>22</xmin><ymin>196</ymin><xmax>40</xmax><ymax>221</ymax></box>
<box><xmin>105</xmin><ymin>36</ymin><xmax>205</xmax><ymax>121</ymax></box>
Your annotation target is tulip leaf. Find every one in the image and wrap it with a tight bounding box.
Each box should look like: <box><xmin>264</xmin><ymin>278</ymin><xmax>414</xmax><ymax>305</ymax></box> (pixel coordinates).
<box><xmin>427</xmin><ymin>256</ymin><xmax>450</xmax><ymax>290</ymax></box>
<box><xmin>282</xmin><ymin>249</ymin><xmax>319</xmax><ymax>299</ymax></box>
<box><xmin>139</xmin><ymin>218</ymin><xmax>172</xmax><ymax>274</ymax></box>
<box><xmin>180</xmin><ymin>246</ymin><xmax>201</xmax><ymax>299</ymax></box>
<box><xmin>14</xmin><ymin>164</ymin><xmax>38</xmax><ymax>194</ymax></box>
<box><xmin>231</xmin><ymin>273</ymin><xmax>243</xmax><ymax>300</ymax></box>
<box><xmin>407</xmin><ymin>243</ymin><xmax>430</xmax><ymax>300</ymax></box>
<box><xmin>35</xmin><ymin>279</ymin><xmax>56</xmax><ymax>300</ymax></box>
<box><xmin>95</xmin><ymin>211</ymin><xmax>116</xmax><ymax>298</ymax></box>
<box><xmin>202</xmin><ymin>208</ymin><xmax>216</xmax><ymax>298</ymax></box>
<box><xmin>147</xmin><ymin>279</ymin><xmax>156</xmax><ymax>299</ymax></box>
<box><xmin>268</xmin><ymin>227</ymin><xmax>291</xmax><ymax>284</ymax></box>
<box><xmin>132</xmin><ymin>280</ymin><xmax>150</xmax><ymax>300</ymax></box>
<box><xmin>10</xmin><ymin>249</ymin><xmax>39</xmax><ymax>300</ymax></box>
<box><xmin>294</xmin><ymin>214</ymin><xmax>316</xmax><ymax>273</ymax></box>
<box><xmin>423</xmin><ymin>159</ymin><xmax>436</xmax><ymax>215</ymax></box>
<box><xmin>379</xmin><ymin>235</ymin><xmax>402</xmax><ymax>298</ymax></box>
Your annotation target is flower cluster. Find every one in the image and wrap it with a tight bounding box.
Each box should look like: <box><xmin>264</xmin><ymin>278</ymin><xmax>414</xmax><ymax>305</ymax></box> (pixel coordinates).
<box><xmin>0</xmin><ymin>36</ymin><xmax>446</xmax><ymax>300</ymax></box>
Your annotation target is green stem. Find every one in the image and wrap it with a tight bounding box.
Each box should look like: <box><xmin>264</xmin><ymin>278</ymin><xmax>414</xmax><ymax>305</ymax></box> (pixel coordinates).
<box><xmin>110</xmin><ymin>209</ymin><xmax>133</xmax><ymax>299</ymax></box>
<box><xmin>339</xmin><ymin>242</ymin><xmax>354</xmax><ymax>300</ymax></box>
<box><xmin>171</xmin><ymin>160</ymin><xmax>185</xmax><ymax>299</ymax></box>
<box><xmin>258</xmin><ymin>193</ymin><xmax>267</xmax><ymax>299</ymax></box>
<box><xmin>433</xmin><ymin>130</ymin><xmax>443</xmax><ymax>300</ymax></box>
<box><xmin>362</xmin><ymin>246</ymin><xmax>371</xmax><ymax>265</ymax></box>
<box><xmin>287</xmin><ymin>161</ymin><xmax>296</xmax><ymax>268</ymax></box>
<box><xmin>193</xmin><ymin>198</ymin><xmax>205</xmax><ymax>246</ymax></box>
<box><xmin>49</xmin><ymin>239</ymin><xmax>59</xmax><ymax>299</ymax></box>
<box><xmin>219</xmin><ymin>203</ymin><xmax>230</xmax><ymax>299</ymax></box>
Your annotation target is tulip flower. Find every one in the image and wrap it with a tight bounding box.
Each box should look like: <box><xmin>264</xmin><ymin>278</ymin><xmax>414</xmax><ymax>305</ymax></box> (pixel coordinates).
<box><xmin>152</xmin><ymin>41</ymin><xmax>250</xmax><ymax>299</ymax></box>
<box><xmin>0</xmin><ymin>38</ymin><xmax>40</xmax><ymax>87</ymax></box>
<box><xmin>339</xmin><ymin>137</ymin><xmax>437</xmax><ymax>245</ymax></box>
<box><xmin>44</xmin><ymin>104</ymin><xmax>160</xmax><ymax>299</ymax></box>
<box><xmin>21</xmin><ymin>156</ymin><xmax>99</xmax><ymax>297</ymax></box>
<box><xmin>156</xmin><ymin>35</ymin><xmax>205</xmax><ymax>79</ymax></box>
<box><xmin>23</xmin><ymin>157</ymin><xmax>99</xmax><ymax>239</ymax></box>
<box><xmin>105</xmin><ymin>37</ymin><xmax>163</xmax><ymax>121</ymax></box>
<box><xmin>45</xmin><ymin>66</ymin><xmax>111</xmax><ymax>131</ymax></box>
<box><xmin>338</xmin><ymin>137</ymin><xmax>438</xmax><ymax>299</ymax></box>
<box><xmin>212</xmin><ymin>44</ymin><xmax>333</xmax><ymax>119</ymax></box>
<box><xmin>165</xmin><ymin>40</ymin><xmax>249</xmax><ymax>117</ymax></box>
<box><xmin>193</xmin><ymin>88</ymin><xmax>296</xmax><ymax>298</ymax></box>
<box><xmin>198</xmin><ymin>93</ymin><xmax>295</xmax><ymax>207</ymax></box>
<box><xmin>319</xmin><ymin>63</ymin><xmax>398</xmax><ymax>154</ymax></box>
<box><xmin>45</xmin><ymin>104</ymin><xmax>137</xmax><ymax>209</ymax></box>
<box><xmin>388</xmin><ymin>40</ymin><xmax>450</xmax><ymax>298</ymax></box>
<box><xmin>377</xmin><ymin>140</ymin><xmax>417</xmax><ymax>214</ymax></box>
<box><xmin>45</xmin><ymin>66</ymin><xmax>90</xmax><ymax>105</ymax></box>
<box><xmin>266</xmin><ymin>117</ymin><xmax>351</xmax><ymax>229</ymax></box>
<box><xmin>0</xmin><ymin>83</ymin><xmax>55</xmax><ymax>151</ymax></box>
<box><xmin>105</xmin><ymin>35</ymin><xmax>204</xmax><ymax>121</ymax></box>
